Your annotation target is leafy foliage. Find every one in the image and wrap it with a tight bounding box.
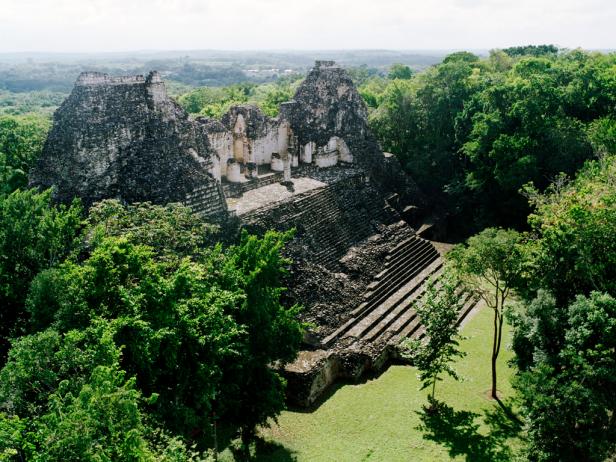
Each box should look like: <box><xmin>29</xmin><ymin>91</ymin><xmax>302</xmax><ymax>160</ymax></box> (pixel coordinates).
<box><xmin>388</xmin><ymin>63</ymin><xmax>413</xmax><ymax>80</ymax></box>
<box><xmin>522</xmin><ymin>155</ymin><xmax>616</xmax><ymax>304</ymax></box>
<box><xmin>26</xmin><ymin>237</ymin><xmax>244</xmax><ymax>433</ymax></box>
<box><xmin>510</xmin><ymin>155</ymin><xmax>616</xmax><ymax>460</ymax></box>
<box><xmin>0</xmin><ymin>324</ymin><xmax>207</xmax><ymax>461</ymax></box>
<box><xmin>502</xmin><ymin>45</ymin><xmax>559</xmax><ymax>57</ymax></box>
<box><xmin>402</xmin><ymin>273</ymin><xmax>466</xmax><ymax>400</ymax></box>
<box><xmin>177</xmin><ymin>76</ymin><xmax>303</xmax><ymax>118</ymax></box>
<box><xmin>0</xmin><ymin>189</ymin><xmax>82</xmax><ymax>358</ymax></box>
<box><xmin>512</xmin><ymin>292</ymin><xmax>616</xmax><ymax>461</ymax></box>
<box><xmin>216</xmin><ymin>230</ymin><xmax>303</xmax><ymax>451</ymax></box>
<box><xmin>448</xmin><ymin>228</ymin><xmax>527</xmax><ymax>398</ymax></box>
<box><xmin>25</xmin><ymin>226</ymin><xmax>302</xmax><ymax>446</ymax></box>
<box><xmin>367</xmin><ymin>48</ymin><xmax>616</xmax><ymax>230</ymax></box>
<box><xmin>86</xmin><ymin>199</ymin><xmax>220</xmax><ymax>262</ymax></box>
<box><xmin>0</xmin><ymin>114</ymin><xmax>50</xmax><ymax>194</ymax></box>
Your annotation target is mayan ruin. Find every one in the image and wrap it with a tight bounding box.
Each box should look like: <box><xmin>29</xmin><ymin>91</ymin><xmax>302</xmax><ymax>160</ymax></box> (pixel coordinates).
<box><xmin>4</xmin><ymin>0</ymin><xmax>616</xmax><ymax>457</ymax></box>
<box><xmin>30</xmin><ymin>60</ymin><xmax>481</xmax><ymax>406</ymax></box>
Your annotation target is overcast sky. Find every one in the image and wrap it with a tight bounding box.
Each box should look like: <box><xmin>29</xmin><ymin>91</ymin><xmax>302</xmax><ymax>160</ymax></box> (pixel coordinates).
<box><xmin>1</xmin><ymin>0</ymin><xmax>614</xmax><ymax>52</ymax></box>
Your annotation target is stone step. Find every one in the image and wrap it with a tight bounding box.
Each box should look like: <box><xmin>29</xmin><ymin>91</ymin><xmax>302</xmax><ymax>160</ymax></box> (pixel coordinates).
<box><xmin>367</xmin><ymin>240</ymin><xmax>432</xmax><ymax>291</ymax></box>
<box><xmin>392</xmin><ymin>288</ymin><xmax>473</xmax><ymax>344</ymax></box>
<box><xmin>384</xmin><ymin>237</ymin><xmax>421</xmax><ymax>266</ymax></box>
<box><xmin>361</xmin><ymin>263</ymin><xmax>444</xmax><ymax>343</ymax></box>
<box><xmin>363</xmin><ymin>247</ymin><xmax>437</xmax><ymax>311</ymax></box>
<box><xmin>344</xmin><ymin>259</ymin><xmax>443</xmax><ymax>340</ymax></box>
<box><xmin>456</xmin><ymin>293</ymin><xmax>481</xmax><ymax>325</ymax></box>
<box><xmin>362</xmin><ymin>245</ymin><xmax>437</xmax><ymax>305</ymax></box>
<box><xmin>379</xmin><ymin>238</ymin><xmax>427</xmax><ymax>276</ymax></box>
<box><xmin>322</xmin><ymin>241</ymin><xmax>440</xmax><ymax>347</ymax></box>
<box><xmin>385</xmin><ymin>236</ymin><xmax>417</xmax><ymax>261</ymax></box>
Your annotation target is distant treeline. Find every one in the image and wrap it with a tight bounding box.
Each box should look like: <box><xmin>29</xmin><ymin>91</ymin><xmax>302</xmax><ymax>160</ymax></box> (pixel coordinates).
<box><xmin>0</xmin><ymin>50</ymin><xmax>446</xmax><ymax>93</ymax></box>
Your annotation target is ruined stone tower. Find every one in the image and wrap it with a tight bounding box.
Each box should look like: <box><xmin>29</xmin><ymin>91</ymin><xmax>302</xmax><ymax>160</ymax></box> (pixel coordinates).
<box><xmin>30</xmin><ymin>70</ymin><xmax>227</xmax><ymax>217</ymax></box>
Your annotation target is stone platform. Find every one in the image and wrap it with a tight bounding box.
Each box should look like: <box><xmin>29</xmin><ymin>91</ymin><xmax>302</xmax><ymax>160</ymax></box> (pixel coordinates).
<box><xmin>227</xmin><ymin>177</ymin><xmax>327</xmax><ymax>216</ymax></box>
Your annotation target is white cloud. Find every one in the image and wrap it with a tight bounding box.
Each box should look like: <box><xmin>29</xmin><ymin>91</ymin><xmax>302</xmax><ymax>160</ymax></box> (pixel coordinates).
<box><xmin>0</xmin><ymin>0</ymin><xmax>614</xmax><ymax>52</ymax></box>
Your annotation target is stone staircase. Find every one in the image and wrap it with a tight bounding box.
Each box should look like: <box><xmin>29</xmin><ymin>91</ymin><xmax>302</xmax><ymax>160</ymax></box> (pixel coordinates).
<box><xmin>240</xmin><ymin>180</ymin><xmax>394</xmax><ymax>268</ymax></box>
<box><xmin>285</xmin><ymin>232</ymin><xmax>482</xmax><ymax>408</ymax></box>
<box><xmin>183</xmin><ymin>182</ymin><xmax>228</xmax><ymax>219</ymax></box>
<box><xmin>321</xmin><ymin>235</ymin><xmax>481</xmax><ymax>348</ymax></box>
<box><xmin>322</xmin><ymin>235</ymin><xmax>441</xmax><ymax>347</ymax></box>
<box><xmin>301</xmin><ymin>187</ymin><xmax>389</xmax><ymax>267</ymax></box>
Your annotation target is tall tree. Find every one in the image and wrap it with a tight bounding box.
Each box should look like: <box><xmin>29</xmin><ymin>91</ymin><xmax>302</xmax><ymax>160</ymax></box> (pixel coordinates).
<box><xmin>513</xmin><ymin>291</ymin><xmax>616</xmax><ymax>462</ymax></box>
<box><xmin>448</xmin><ymin>228</ymin><xmax>526</xmax><ymax>399</ymax></box>
<box><xmin>216</xmin><ymin>229</ymin><xmax>303</xmax><ymax>455</ymax></box>
<box><xmin>511</xmin><ymin>154</ymin><xmax>616</xmax><ymax>460</ymax></box>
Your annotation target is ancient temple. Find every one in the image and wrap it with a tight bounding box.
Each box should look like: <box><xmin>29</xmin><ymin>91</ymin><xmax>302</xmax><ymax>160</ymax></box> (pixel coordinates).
<box><xmin>31</xmin><ymin>61</ymin><xmax>478</xmax><ymax>407</ymax></box>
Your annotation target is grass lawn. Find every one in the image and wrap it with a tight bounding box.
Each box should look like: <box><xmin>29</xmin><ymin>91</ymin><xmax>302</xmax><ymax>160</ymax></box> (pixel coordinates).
<box><xmin>221</xmin><ymin>305</ymin><xmax>523</xmax><ymax>461</ymax></box>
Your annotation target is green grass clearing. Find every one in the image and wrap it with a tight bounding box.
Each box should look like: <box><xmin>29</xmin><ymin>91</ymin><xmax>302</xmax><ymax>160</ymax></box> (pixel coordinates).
<box><xmin>220</xmin><ymin>305</ymin><xmax>523</xmax><ymax>461</ymax></box>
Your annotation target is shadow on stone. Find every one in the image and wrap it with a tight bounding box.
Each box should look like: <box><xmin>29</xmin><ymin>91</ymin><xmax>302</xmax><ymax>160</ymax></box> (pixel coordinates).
<box><xmin>416</xmin><ymin>397</ymin><xmax>521</xmax><ymax>462</ymax></box>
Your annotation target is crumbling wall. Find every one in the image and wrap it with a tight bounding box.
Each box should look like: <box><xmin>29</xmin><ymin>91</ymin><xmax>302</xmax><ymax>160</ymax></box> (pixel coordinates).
<box><xmin>281</xmin><ymin>61</ymin><xmax>424</xmax><ymax>205</ymax></box>
<box><xmin>30</xmin><ymin>71</ymin><xmax>227</xmax><ymax>219</ymax></box>
<box><xmin>31</xmin><ymin>60</ymin><xmax>422</xmax><ymax>222</ymax></box>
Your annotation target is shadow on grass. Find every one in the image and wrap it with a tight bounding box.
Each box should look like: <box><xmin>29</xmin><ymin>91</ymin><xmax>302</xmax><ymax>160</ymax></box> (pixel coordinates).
<box><xmin>228</xmin><ymin>437</ymin><xmax>297</xmax><ymax>462</ymax></box>
<box><xmin>417</xmin><ymin>397</ymin><xmax>522</xmax><ymax>462</ymax></box>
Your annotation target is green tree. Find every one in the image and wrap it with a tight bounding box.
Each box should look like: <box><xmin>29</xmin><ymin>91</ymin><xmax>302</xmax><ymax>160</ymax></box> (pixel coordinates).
<box><xmin>217</xmin><ymin>229</ymin><xmax>303</xmax><ymax>455</ymax></box>
<box><xmin>0</xmin><ymin>324</ymin><xmax>119</xmax><ymax>419</ymax></box>
<box><xmin>510</xmin><ymin>155</ymin><xmax>616</xmax><ymax>460</ymax></box>
<box><xmin>502</xmin><ymin>44</ymin><xmax>559</xmax><ymax>57</ymax></box>
<box><xmin>522</xmin><ymin>155</ymin><xmax>616</xmax><ymax>305</ymax></box>
<box><xmin>26</xmin><ymin>237</ymin><xmax>244</xmax><ymax>434</ymax></box>
<box><xmin>26</xmin><ymin>227</ymin><xmax>303</xmax><ymax>446</ymax></box>
<box><xmin>33</xmin><ymin>365</ymin><xmax>153</xmax><ymax>462</ymax></box>
<box><xmin>388</xmin><ymin>63</ymin><xmax>413</xmax><ymax>80</ymax></box>
<box><xmin>513</xmin><ymin>291</ymin><xmax>616</xmax><ymax>462</ymax></box>
<box><xmin>0</xmin><ymin>189</ymin><xmax>82</xmax><ymax>359</ymax></box>
<box><xmin>0</xmin><ymin>323</ymin><xmax>211</xmax><ymax>461</ymax></box>
<box><xmin>368</xmin><ymin>49</ymin><xmax>616</xmax><ymax>231</ymax></box>
<box><xmin>402</xmin><ymin>273</ymin><xmax>466</xmax><ymax>402</ymax></box>
<box><xmin>370</xmin><ymin>52</ymin><xmax>481</xmax><ymax>210</ymax></box>
<box><xmin>588</xmin><ymin>116</ymin><xmax>616</xmax><ymax>156</ymax></box>
<box><xmin>86</xmin><ymin>199</ymin><xmax>220</xmax><ymax>262</ymax></box>
<box><xmin>0</xmin><ymin>114</ymin><xmax>50</xmax><ymax>194</ymax></box>
<box><xmin>448</xmin><ymin>228</ymin><xmax>526</xmax><ymax>399</ymax></box>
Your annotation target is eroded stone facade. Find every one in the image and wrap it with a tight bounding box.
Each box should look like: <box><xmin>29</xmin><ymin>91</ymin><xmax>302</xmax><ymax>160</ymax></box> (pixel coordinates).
<box><xmin>31</xmin><ymin>61</ymin><xmax>419</xmax><ymax>218</ymax></box>
<box><xmin>31</xmin><ymin>71</ymin><xmax>227</xmax><ymax>217</ymax></box>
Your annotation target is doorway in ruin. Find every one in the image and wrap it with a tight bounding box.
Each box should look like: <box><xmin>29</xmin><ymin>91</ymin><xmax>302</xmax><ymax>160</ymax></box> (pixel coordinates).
<box><xmin>232</xmin><ymin>114</ymin><xmax>249</xmax><ymax>163</ymax></box>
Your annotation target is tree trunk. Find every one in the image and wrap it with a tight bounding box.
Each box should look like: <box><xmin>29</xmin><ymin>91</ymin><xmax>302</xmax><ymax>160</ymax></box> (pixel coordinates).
<box><xmin>432</xmin><ymin>377</ymin><xmax>437</xmax><ymax>401</ymax></box>
<box><xmin>491</xmin><ymin>306</ymin><xmax>499</xmax><ymax>399</ymax></box>
<box><xmin>240</xmin><ymin>426</ymin><xmax>252</xmax><ymax>460</ymax></box>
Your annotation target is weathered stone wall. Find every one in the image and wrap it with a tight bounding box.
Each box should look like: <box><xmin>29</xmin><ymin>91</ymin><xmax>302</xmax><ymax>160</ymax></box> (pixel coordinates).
<box><xmin>30</xmin><ymin>71</ymin><xmax>227</xmax><ymax>219</ymax></box>
<box><xmin>31</xmin><ymin>60</ymin><xmax>421</xmax><ymax>221</ymax></box>
<box><xmin>280</xmin><ymin>61</ymin><xmax>424</xmax><ymax>205</ymax></box>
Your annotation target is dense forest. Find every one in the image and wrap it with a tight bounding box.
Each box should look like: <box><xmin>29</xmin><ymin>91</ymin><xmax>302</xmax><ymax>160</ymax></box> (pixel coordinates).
<box><xmin>0</xmin><ymin>46</ymin><xmax>615</xmax><ymax>460</ymax></box>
